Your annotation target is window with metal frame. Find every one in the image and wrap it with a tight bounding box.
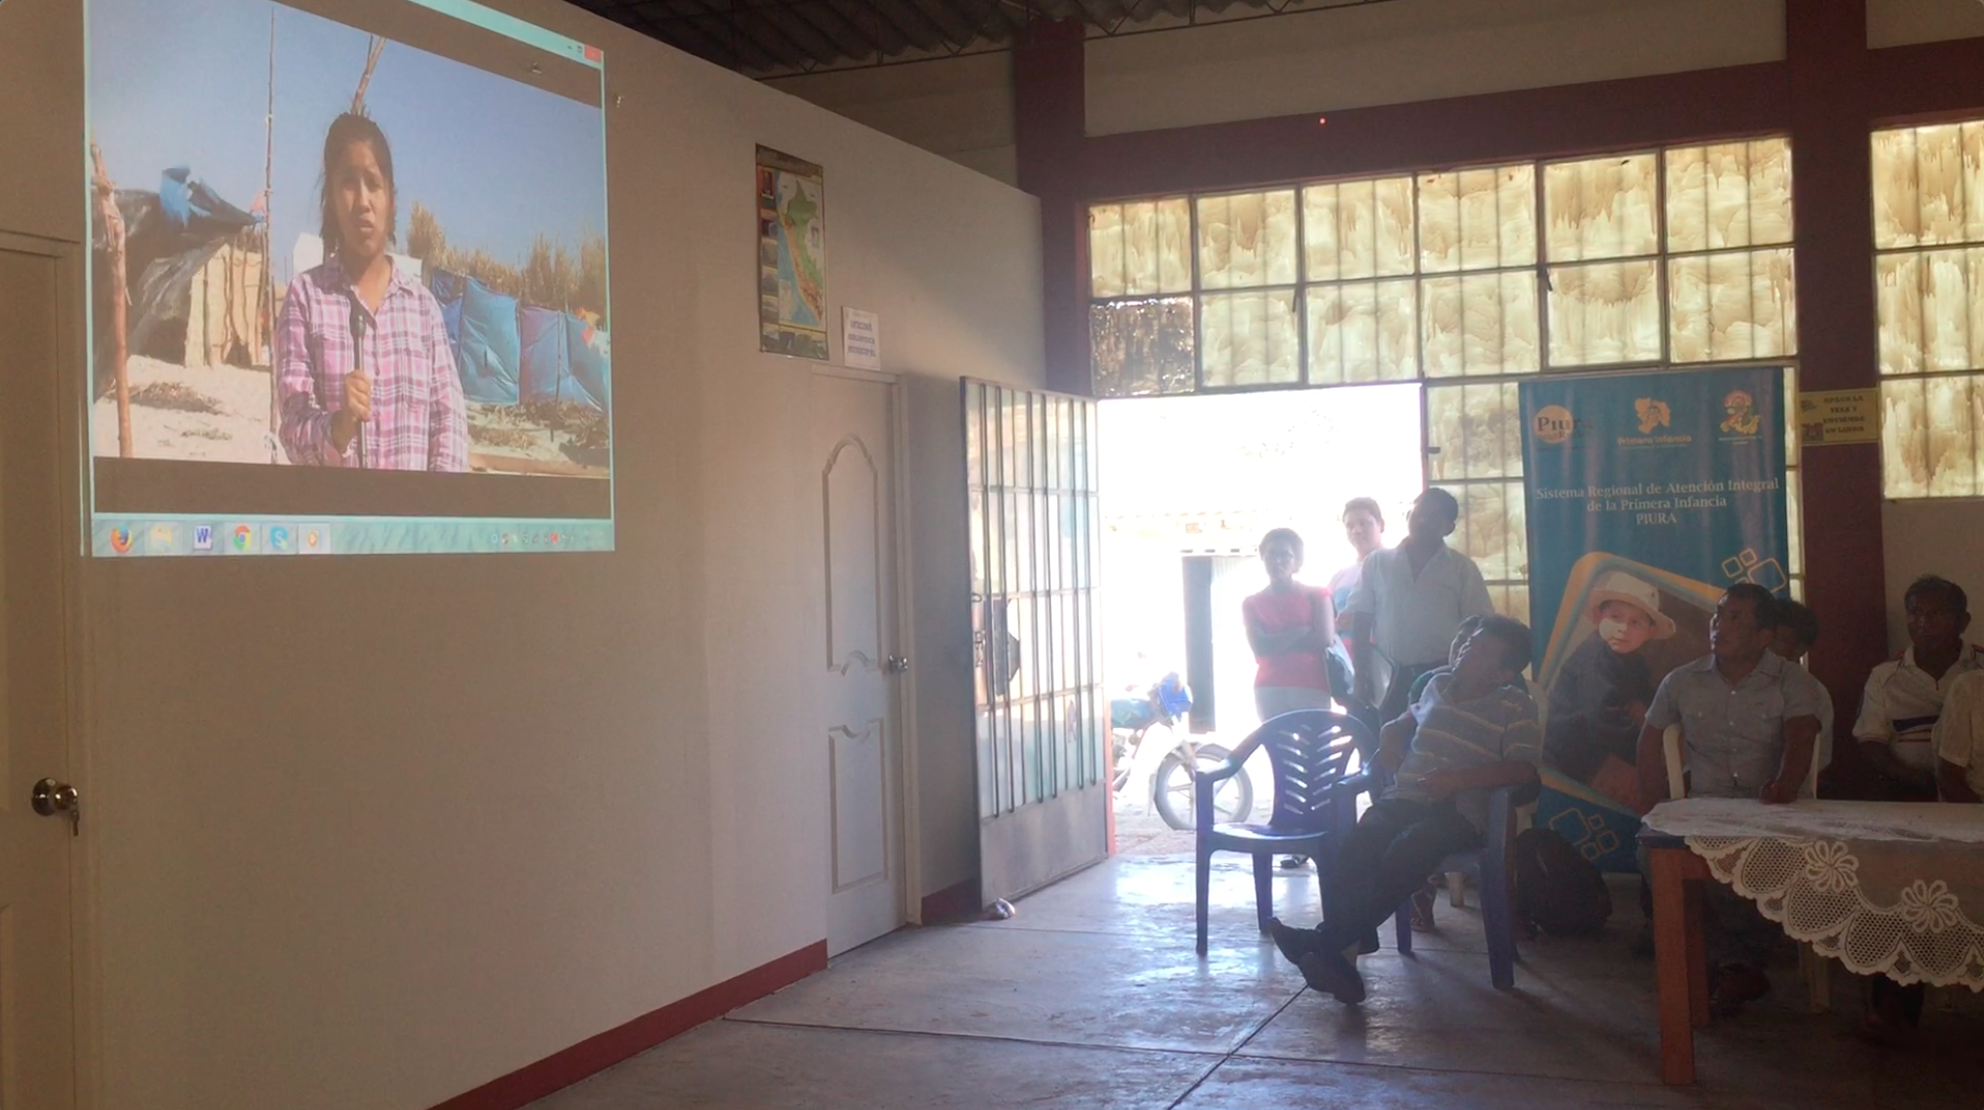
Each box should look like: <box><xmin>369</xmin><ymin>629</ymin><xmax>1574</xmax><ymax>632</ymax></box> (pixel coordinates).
<box><xmin>1872</xmin><ymin>120</ymin><xmax>1984</xmax><ymax>499</ymax></box>
<box><xmin>1088</xmin><ymin>138</ymin><xmax>1802</xmax><ymax>618</ymax></box>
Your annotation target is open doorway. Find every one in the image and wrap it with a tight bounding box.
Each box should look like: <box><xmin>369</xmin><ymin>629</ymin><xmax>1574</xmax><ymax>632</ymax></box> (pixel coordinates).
<box><xmin>1098</xmin><ymin>384</ymin><xmax>1426</xmax><ymax>853</ymax></box>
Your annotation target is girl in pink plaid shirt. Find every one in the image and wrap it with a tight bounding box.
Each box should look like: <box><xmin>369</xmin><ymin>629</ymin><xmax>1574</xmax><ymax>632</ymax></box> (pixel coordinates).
<box><xmin>276</xmin><ymin>112</ymin><xmax>467</xmax><ymax>471</ymax></box>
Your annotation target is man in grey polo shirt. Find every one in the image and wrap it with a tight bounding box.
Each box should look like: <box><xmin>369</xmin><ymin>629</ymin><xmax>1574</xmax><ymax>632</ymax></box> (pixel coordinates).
<box><xmin>1348</xmin><ymin>488</ymin><xmax>1496</xmax><ymax>732</ymax></box>
<box><xmin>1635</xmin><ymin>582</ymin><xmax>1825</xmax><ymax>1014</ymax></box>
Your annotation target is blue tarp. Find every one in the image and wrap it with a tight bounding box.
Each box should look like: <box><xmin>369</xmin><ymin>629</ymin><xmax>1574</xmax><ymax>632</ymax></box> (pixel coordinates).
<box><xmin>428</xmin><ymin>270</ymin><xmax>520</xmax><ymax>404</ymax></box>
<box><xmin>518</xmin><ymin>306</ymin><xmax>609</xmax><ymax>413</ymax></box>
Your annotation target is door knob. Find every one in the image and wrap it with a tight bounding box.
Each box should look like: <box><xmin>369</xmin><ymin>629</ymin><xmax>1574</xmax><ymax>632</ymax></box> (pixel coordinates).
<box><xmin>886</xmin><ymin>655</ymin><xmax>911</xmax><ymax>675</ymax></box>
<box><xmin>31</xmin><ymin>778</ymin><xmax>80</xmax><ymax>836</ymax></box>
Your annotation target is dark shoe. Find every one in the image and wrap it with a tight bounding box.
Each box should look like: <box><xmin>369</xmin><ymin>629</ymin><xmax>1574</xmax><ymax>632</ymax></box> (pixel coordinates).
<box><xmin>1298</xmin><ymin>949</ymin><xmax>1367</xmax><ymax>1004</ymax></box>
<box><xmin>1267</xmin><ymin>918</ymin><xmax>1322</xmax><ymax>967</ymax></box>
<box><xmin>1710</xmin><ymin>963</ymin><xmax>1771</xmax><ymax>1017</ymax></box>
<box><xmin>1279</xmin><ymin>855</ymin><xmax>1309</xmax><ymax>870</ymax></box>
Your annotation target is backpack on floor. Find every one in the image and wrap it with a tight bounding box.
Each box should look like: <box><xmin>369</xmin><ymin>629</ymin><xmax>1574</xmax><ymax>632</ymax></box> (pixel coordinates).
<box><xmin>1513</xmin><ymin>827</ymin><xmax>1611</xmax><ymax>937</ymax></box>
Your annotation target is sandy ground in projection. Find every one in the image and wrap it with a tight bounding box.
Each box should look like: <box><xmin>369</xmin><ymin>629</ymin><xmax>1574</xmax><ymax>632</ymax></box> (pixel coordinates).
<box><xmin>92</xmin><ymin>357</ymin><xmax>603</xmax><ymax>475</ymax></box>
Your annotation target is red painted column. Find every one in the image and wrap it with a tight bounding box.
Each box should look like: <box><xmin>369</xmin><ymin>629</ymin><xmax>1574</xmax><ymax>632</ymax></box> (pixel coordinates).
<box><xmin>1784</xmin><ymin>0</ymin><xmax>1886</xmax><ymax>788</ymax></box>
<box><xmin>1013</xmin><ymin>18</ymin><xmax>1090</xmax><ymax>397</ymax></box>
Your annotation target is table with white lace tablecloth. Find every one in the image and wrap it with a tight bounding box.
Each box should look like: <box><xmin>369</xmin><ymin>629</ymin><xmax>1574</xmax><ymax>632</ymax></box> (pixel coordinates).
<box><xmin>1638</xmin><ymin>799</ymin><xmax>1984</xmax><ymax>1084</ymax></box>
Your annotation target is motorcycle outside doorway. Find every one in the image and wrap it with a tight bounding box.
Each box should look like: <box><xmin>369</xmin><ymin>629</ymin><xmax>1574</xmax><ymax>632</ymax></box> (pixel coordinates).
<box><xmin>1110</xmin><ymin>674</ymin><xmax>1253</xmax><ymax>832</ymax></box>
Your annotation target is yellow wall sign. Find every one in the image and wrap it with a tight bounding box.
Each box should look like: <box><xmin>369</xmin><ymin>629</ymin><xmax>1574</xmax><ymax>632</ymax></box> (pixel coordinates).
<box><xmin>1797</xmin><ymin>388</ymin><xmax>1880</xmax><ymax>446</ymax></box>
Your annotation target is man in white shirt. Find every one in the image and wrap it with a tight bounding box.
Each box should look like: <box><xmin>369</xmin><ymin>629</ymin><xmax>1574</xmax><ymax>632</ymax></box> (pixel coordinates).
<box><xmin>1853</xmin><ymin>575</ymin><xmax>1980</xmax><ymax>802</ymax></box>
<box><xmin>1347</xmin><ymin>488</ymin><xmax>1495</xmax><ymax>728</ymax></box>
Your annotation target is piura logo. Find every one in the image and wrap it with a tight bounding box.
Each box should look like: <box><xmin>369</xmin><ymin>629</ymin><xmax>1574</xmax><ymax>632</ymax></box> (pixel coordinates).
<box><xmin>1532</xmin><ymin>404</ymin><xmax>1575</xmax><ymax>445</ymax></box>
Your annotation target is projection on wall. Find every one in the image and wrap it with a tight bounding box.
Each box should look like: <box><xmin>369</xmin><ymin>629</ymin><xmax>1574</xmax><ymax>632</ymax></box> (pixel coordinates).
<box><xmin>86</xmin><ymin>0</ymin><xmax>612</xmax><ymax>556</ymax></box>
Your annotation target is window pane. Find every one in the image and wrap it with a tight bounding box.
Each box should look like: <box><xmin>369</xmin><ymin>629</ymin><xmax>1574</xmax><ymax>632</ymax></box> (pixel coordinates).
<box><xmin>1668</xmin><ymin>248</ymin><xmax>1797</xmax><ymax>362</ymax></box>
<box><xmin>1544</xmin><ymin>153</ymin><xmax>1659</xmax><ymax>261</ymax></box>
<box><xmin>1878</xmin><ymin>248</ymin><xmax>1984</xmax><ymax>376</ymax></box>
<box><xmin>1423</xmin><ymin>272</ymin><xmax>1541</xmax><ymax>377</ymax></box>
<box><xmin>1882</xmin><ymin>375</ymin><xmax>1984</xmax><ymax>498</ymax></box>
<box><xmin>1547</xmin><ymin>260</ymin><xmax>1662</xmax><ymax>366</ymax></box>
<box><xmin>1304</xmin><ymin>177</ymin><xmax>1414</xmax><ymax>281</ymax></box>
<box><xmin>1420</xmin><ymin>164</ymin><xmax>1537</xmax><ymax>273</ymax></box>
<box><xmin>1087</xmin><ymin>199</ymin><xmax>1191</xmax><ymax>298</ymax></box>
<box><xmin>1874</xmin><ymin>123</ymin><xmax>1984</xmax><ymax>250</ymax></box>
<box><xmin>1198</xmin><ymin>190</ymin><xmax>1297</xmax><ymax>289</ymax></box>
<box><xmin>1426</xmin><ymin>382</ymin><xmax>1522</xmax><ymax>482</ymax></box>
<box><xmin>1305</xmin><ymin>280</ymin><xmax>1417</xmax><ymax>384</ymax></box>
<box><xmin>1665</xmin><ymin>139</ymin><xmax>1793</xmax><ymax>252</ymax></box>
<box><xmin>1435</xmin><ymin>480</ymin><xmax>1525</xmax><ymax>583</ymax></box>
<box><xmin>1090</xmin><ymin>298</ymin><xmax>1195</xmax><ymax>397</ymax></box>
<box><xmin>1201</xmin><ymin>290</ymin><xmax>1299</xmax><ymax>387</ymax></box>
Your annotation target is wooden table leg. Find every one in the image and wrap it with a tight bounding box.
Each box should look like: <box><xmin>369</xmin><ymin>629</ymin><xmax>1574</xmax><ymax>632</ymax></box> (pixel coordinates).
<box><xmin>1651</xmin><ymin>848</ymin><xmax>1698</xmax><ymax>1085</ymax></box>
<box><xmin>1683</xmin><ymin>876</ymin><xmax>1709</xmax><ymax>1028</ymax></box>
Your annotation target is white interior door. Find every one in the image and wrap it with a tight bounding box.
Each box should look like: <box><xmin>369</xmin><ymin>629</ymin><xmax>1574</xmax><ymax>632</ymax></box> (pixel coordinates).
<box><xmin>0</xmin><ymin>245</ymin><xmax>78</xmax><ymax>1109</ymax></box>
<box><xmin>813</xmin><ymin>373</ymin><xmax>904</xmax><ymax>956</ymax></box>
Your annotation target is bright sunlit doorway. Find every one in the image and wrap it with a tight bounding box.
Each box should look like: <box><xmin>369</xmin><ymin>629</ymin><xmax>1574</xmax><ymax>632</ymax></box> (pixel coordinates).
<box><xmin>1097</xmin><ymin>383</ymin><xmax>1424</xmax><ymax>852</ymax></box>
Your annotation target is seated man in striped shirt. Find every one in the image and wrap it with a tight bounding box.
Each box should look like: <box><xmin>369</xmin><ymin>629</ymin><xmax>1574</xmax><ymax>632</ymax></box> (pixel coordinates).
<box><xmin>1269</xmin><ymin>615</ymin><xmax>1543</xmax><ymax>1004</ymax></box>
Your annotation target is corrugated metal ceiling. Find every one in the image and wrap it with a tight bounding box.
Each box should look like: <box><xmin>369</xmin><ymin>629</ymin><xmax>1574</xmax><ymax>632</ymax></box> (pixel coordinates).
<box><xmin>567</xmin><ymin>0</ymin><xmax>1405</xmax><ymax>77</ymax></box>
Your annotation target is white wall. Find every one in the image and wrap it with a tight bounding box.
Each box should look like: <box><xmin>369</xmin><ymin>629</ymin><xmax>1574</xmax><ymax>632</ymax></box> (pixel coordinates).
<box><xmin>0</xmin><ymin>0</ymin><xmax>1040</xmax><ymax>1107</ymax></box>
<box><xmin>1086</xmin><ymin>0</ymin><xmax>1785</xmax><ymax>135</ymax></box>
<box><xmin>1882</xmin><ymin>501</ymin><xmax>1984</xmax><ymax>652</ymax></box>
<box><xmin>1869</xmin><ymin>0</ymin><xmax>1984</xmax><ymax>47</ymax></box>
<box><xmin>767</xmin><ymin>54</ymin><xmax>1018</xmax><ymax>187</ymax></box>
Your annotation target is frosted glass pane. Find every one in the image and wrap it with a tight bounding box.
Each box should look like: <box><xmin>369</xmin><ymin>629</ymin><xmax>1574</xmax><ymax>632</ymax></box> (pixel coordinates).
<box><xmin>1878</xmin><ymin>377</ymin><xmax>1982</xmax><ymax>498</ymax></box>
<box><xmin>1875</xmin><ymin>123</ymin><xmax>1984</xmax><ymax>251</ymax></box>
<box><xmin>1198</xmin><ymin>190</ymin><xmax>1297</xmax><ymax>289</ymax></box>
<box><xmin>1306</xmin><ymin>280</ymin><xmax>1416</xmax><ymax>384</ymax></box>
<box><xmin>1090</xmin><ymin>298</ymin><xmax>1194</xmax><ymax>397</ymax></box>
<box><xmin>1426</xmin><ymin>382</ymin><xmax>1521</xmax><ymax>482</ymax></box>
<box><xmin>1201</xmin><ymin>290</ymin><xmax>1299</xmax><ymax>387</ymax></box>
<box><xmin>1785</xmin><ymin>466</ymin><xmax>1803</xmax><ymax>577</ymax></box>
<box><xmin>1423</xmin><ymin>273</ymin><xmax>1540</xmax><ymax>378</ymax></box>
<box><xmin>1877</xmin><ymin>253</ymin><xmax>1924</xmax><ymax>376</ymax></box>
<box><xmin>1374</xmin><ymin>177</ymin><xmax>1416</xmax><ymax>277</ymax></box>
<box><xmin>1664</xmin><ymin>139</ymin><xmax>1793</xmax><ymax>253</ymax></box>
<box><xmin>1433</xmin><ymin>480</ymin><xmax>1524</xmax><ymax>583</ymax></box>
<box><xmin>1089</xmin><ymin>199</ymin><xmax>1190</xmax><ymax>297</ymax></box>
<box><xmin>1547</xmin><ymin>260</ymin><xmax>1661</xmax><ymax>366</ymax></box>
<box><xmin>1544</xmin><ymin>154</ymin><xmax>1658</xmax><ymax>261</ymax></box>
<box><xmin>1873</xmin><ymin>128</ymin><xmax>1920</xmax><ymax>250</ymax></box>
<box><xmin>1089</xmin><ymin>205</ymin><xmax>1125</xmax><ymax>297</ymax></box>
<box><xmin>1925</xmin><ymin>248</ymin><xmax>1984</xmax><ymax>371</ymax></box>
<box><xmin>1420</xmin><ymin>164</ymin><xmax>1536</xmax><ymax>273</ymax></box>
<box><xmin>1668</xmin><ymin>248</ymin><xmax>1796</xmax><ymax>363</ymax></box>
<box><xmin>1925</xmin><ymin>374</ymin><xmax>1980</xmax><ymax>496</ymax></box>
<box><xmin>1304</xmin><ymin>186</ymin><xmax>1342</xmax><ymax>282</ymax></box>
<box><xmin>1503</xmin><ymin>584</ymin><xmax>1531</xmax><ymax>627</ymax></box>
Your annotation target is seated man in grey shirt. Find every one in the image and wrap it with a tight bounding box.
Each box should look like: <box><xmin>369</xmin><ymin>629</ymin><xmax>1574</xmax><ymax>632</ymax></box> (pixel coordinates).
<box><xmin>1269</xmin><ymin>615</ymin><xmax>1542</xmax><ymax>1004</ymax></box>
<box><xmin>1634</xmin><ymin>582</ymin><xmax>1826</xmax><ymax>1015</ymax></box>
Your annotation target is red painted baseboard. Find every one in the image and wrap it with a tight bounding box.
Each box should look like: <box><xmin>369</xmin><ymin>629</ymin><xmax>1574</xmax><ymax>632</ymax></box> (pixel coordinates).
<box><xmin>429</xmin><ymin>940</ymin><xmax>829</xmax><ymax>1110</ymax></box>
<box><xmin>918</xmin><ymin>876</ymin><xmax>981</xmax><ymax>925</ymax></box>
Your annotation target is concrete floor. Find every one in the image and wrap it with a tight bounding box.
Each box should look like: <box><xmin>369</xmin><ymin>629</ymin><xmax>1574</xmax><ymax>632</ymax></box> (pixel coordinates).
<box><xmin>528</xmin><ymin>855</ymin><xmax>1980</xmax><ymax>1109</ymax></box>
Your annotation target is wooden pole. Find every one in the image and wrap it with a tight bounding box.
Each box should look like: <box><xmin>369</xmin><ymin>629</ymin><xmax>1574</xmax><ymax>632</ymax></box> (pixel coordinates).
<box><xmin>265</xmin><ymin>10</ymin><xmax>279</xmax><ymax>461</ymax></box>
<box><xmin>90</xmin><ymin>140</ymin><xmax>133</xmax><ymax>459</ymax></box>
<box><xmin>352</xmin><ymin>36</ymin><xmax>384</xmax><ymax>114</ymax></box>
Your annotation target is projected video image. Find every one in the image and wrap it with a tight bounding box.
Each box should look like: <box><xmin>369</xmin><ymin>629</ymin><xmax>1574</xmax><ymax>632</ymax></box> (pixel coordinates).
<box><xmin>87</xmin><ymin>0</ymin><xmax>612</xmax><ymax>556</ymax></box>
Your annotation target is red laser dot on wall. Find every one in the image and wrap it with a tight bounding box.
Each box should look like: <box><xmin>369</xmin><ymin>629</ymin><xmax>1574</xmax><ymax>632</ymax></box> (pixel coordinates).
<box><xmin>1318</xmin><ymin>116</ymin><xmax>1328</xmax><ymax>126</ymax></box>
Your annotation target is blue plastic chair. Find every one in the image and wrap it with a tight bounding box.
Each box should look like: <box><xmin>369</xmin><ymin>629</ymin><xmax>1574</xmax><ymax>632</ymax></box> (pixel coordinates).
<box><xmin>1194</xmin><ymin>710</ymin><xmax>1369</xmax><ymax>956</ymax></box>
<box><xmin>1391</xmin><ymin>783</ymin><xmax>1523</xmax><ymax>990</ymax></box>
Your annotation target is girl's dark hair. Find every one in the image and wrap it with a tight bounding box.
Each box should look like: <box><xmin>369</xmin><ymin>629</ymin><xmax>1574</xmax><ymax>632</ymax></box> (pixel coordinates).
<box><xmin>1260</xmin><ymin>527</ymin><xmax>1304</xmax><ymax>562</ymax></box>
<box><xmin>319</xmin><ymin>111</ymin><xmax>397</xmax><ymax>255</ymax></box>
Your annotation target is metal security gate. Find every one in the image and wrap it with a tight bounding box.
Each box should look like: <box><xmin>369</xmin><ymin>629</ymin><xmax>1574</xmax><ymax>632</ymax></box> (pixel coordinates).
<box><xmin>965</xmin><ymin>380</ymin><xmax>1107</xmax><ymax>905</ymax></box>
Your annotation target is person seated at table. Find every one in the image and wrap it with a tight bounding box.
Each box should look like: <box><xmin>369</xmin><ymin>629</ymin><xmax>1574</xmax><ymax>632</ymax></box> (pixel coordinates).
<box><xmin>1398</xmin><ymin>613</ymin><xmax>1487</xmax><ymax>928</ymax></box>
<box><xmin>1634</xmin><ymin>584</ymin><xmax>1826</xmax><ymax>1016</ymax></box>
<box><xmin>1767</xmin><ymin>599</ymin><xmax>1833</xmax><ymax>794</ymax></box>
<box><xmin>1265</xmin><ymin>615</ymin><xmax>1541</xmax><ymax>1005</ymax></box>
<box><xmin>1853</xmin><ymin>575</ymin><xmax>1980</xmax><ymax>802</ymax></box>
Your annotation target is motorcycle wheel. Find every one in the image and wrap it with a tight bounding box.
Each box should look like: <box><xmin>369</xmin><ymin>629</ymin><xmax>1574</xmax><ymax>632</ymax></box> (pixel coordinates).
<box><xmin>1152</xmin><ymin>744</ymin><xmax>1254</xmax><ymax>831</ymax></box>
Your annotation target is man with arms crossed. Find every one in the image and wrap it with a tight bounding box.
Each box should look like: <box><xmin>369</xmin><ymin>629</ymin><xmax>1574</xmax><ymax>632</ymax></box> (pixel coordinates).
<box><xmin>1635</xmin><ymin>584</ymin><xmax>1826</xmax><ymax>1015</ymax></box>
<box><xmin>1347</xmin><ymin>488</ymin><xmax>1495</xmax><ymax>734</ymax></box>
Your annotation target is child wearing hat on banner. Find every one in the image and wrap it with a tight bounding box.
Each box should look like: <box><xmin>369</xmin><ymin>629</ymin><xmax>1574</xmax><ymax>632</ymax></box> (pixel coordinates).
<box><xmin>1545</xmin><ymin>571</ymin><xmax>1678</xmax><ymax>808</ymax></box>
